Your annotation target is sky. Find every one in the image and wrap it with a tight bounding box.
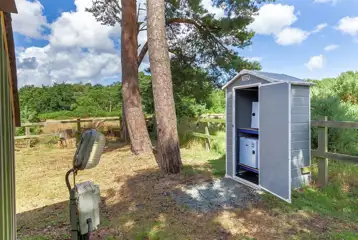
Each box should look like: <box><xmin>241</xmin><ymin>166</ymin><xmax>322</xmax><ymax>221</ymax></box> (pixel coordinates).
<box><xmin>11</xmin><ymin>0</ymin><xmax>358</xmax><ymax>87</ymax></box>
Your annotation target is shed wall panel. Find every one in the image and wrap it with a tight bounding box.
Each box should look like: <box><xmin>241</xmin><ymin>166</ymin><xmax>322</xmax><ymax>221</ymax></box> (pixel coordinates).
<box><xmin>290</xmin><ymin>85</ymin><xmax>311</xmax><ymax>188</ymax></box>
<box><xmin>0</xmin><ymin>18</ymin><xmax>16</xmax><ymax>240</ymax></box>
<box><xmin>291</xmin><ymin>149</ymin><xmax>310</xmax><ymax>168</ymax></box>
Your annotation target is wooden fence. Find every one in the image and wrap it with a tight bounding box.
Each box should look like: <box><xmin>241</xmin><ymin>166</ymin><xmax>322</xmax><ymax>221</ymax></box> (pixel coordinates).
<box><xmin>15</xmin><ymin>115</ymin><xmax>358</xmax><ymax>187</ymax></box>
<box><xmin>190</xmin><ymin>118</ymin><xmax>225</xmax><ymax>151</ymax></box>
<box><xmin>15</xmin><ymin>117</ymin><xmax>121</xmax><ymax>141</ymax></box>
<box><xmin>311</xmin><ymin>116</ymin><xmax>358</xmax><ymax>187</ymax></box>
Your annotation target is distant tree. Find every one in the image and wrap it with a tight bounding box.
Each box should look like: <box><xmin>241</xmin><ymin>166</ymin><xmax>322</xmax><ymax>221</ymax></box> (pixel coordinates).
<box><xmin>88</xmin><ymin>0</ymin><xmax>264</xmax><ymax>82</ymax></box>
<box><xmin>87</xmin><ymin>0</ymin><xmax>265</xmax><ymax>153</ymax></box>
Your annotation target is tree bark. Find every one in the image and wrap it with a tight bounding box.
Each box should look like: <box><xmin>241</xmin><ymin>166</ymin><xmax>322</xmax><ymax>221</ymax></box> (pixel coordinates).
<box><xmin>120</xmin><ymin>104</ymin><xmax>129</xmax><ymax>144</ymax></box>
<box><xmin>121</xmin><ymin>0</ymin><xmax>152</xmax><ymax>154</ymax></box>
<box><xmin>147</xmin><ymin>0</ymin><xmax>182</xmax><ymax>173</ymax></box>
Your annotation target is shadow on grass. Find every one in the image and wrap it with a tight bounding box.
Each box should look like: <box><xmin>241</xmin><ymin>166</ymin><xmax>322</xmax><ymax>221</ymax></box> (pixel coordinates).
<box><xmin>16</xmin><ymin>155</ymin><xmax>358</xmax><ymax>240</ymax></box>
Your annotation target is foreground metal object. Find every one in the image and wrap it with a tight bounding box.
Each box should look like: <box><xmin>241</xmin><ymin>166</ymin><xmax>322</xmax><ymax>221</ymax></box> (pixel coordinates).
<box><xmin>65</xmin><ymin>130</ymin><xmax>105</xmax><ymax>240</ymax></box>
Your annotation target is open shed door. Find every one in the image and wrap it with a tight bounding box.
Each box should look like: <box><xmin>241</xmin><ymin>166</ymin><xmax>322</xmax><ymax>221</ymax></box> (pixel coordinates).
<box><xmin>259</xmin><ymin>82</ymin><xmax>291</xmax><ymax>202</ymax></box>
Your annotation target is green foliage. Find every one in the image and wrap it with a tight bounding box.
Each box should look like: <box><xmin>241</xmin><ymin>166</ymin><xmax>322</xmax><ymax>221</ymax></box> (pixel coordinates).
<box><xmin>311</xmin><ymin>71</ymin><xmax>358</xmax><ymax>155</ymax></box>
<box><xmin>19</xmin><ymin>82</ymin><xmax>122</xmax><ymax>121</ymax></box>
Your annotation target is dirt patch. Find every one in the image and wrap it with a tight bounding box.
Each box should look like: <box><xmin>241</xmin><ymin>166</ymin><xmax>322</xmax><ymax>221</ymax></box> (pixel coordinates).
<box><xmin>172</xmin><ymin>178</ymin><xmax>261</xmax><ymax>212</ymax></box>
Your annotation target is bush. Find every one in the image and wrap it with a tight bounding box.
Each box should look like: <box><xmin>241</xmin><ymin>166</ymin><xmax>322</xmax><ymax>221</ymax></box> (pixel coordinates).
<box><xmin>311</xmin><ymin>72</ymin><xmax>358</xmax><ymax>156</ymax></box>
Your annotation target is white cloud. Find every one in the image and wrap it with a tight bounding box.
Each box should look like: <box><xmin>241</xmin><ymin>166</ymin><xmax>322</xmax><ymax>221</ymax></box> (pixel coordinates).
<box><xmin>248</xmin><ymin>4</ymin><xmax>298</xmax><ymax>35</ymax></box>
<box><xmin>201</xmin><ymin>0</ymin><xmax>225</xmax><ymax>19</ymax></box>
<box><xmin>49</xmin><ymin>0</ymin><xmax>120</xmax><ymax>52</ymax></box>
<box><xmin>17</xmin><ymin>45</ymin><xmax>121</xmax><ymax>86</ymax></box>
<box><xmin>275</xmin><ymin>27</ymin><xmax>309</xmax><ymax>45</ymax></box>
<box><xmin>324</xmin><ymin>44</ymin><xmax>339</xmax><ymax>51</ymax></box>
<box><xmin>305</xmin><ymin>55</ymin><xmax>325</xmax><ymax>71</ymax></box>
<box><xmin>337</xmin><ymin>16</ymin><xmax>358</xmax><ymax>36</ymax></box>
<box><xmin>245</xmin><ymin>57</ymin><xmax>263</xmax><ymax>62</ymax></box>
<box><xmin>16</xmin><ymin>0</ymin><xmax>122</xmax><ymax>86</ymax></box>
<box><xmin>249</xmin><ymin>4</ymin><xmax>330</xmax><ymax>46</ymax></box>
<box><xmin>11</xmin><ymin>0</ymin><xmax>48</xmax><ymax>38</ymax></box>
<box><xmin>312</xmin><ymin>23</ymin><xmax>328</xmax><ymax>33</ymax></box>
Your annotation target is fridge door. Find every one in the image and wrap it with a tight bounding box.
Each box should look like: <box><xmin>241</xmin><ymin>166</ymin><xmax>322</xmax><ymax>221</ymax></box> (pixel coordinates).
<box><xmin>239</xmin><ymin>137</ymin><xmax>258</xmax><ymax>168</ymax></box>
<box><xmin>251</xmin><ymin>102</ymin><xmax>259</xmax><ymax>129</ymax></box>
<box><xmin>259</xmin><ymin>82</ymin><xmax>291</xmax><ymax>203</ymax></box>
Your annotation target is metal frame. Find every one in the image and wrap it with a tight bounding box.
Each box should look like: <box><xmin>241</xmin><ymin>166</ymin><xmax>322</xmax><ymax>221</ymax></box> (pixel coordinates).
<box><xmin>231</xmin><ymin>83</ymin><xmax>261</xmax><ymax>186</ymax></box>
<box><xmin>225</xmin><ymin>88</ymin><xmax>228</xmax><ymax>176</ymax></box>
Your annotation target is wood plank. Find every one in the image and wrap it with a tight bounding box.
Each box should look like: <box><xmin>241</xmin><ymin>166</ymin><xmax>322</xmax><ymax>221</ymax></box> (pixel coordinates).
<box><xmin>198</xmin><ymin>118</ymin><xmax>225</xmax><ymax>123</ymax></box>
<box><xmin>312</xmin><ymin>150</ymin><xmax>358</xmax><ymax>164</ymax></box>
<box><xmin>190</xmin><ymin>132</ymin><xmax>219</xmax><ymax>139</ymax></box>
<box><xmin>317</xmin><ymin>116</ymin><xmax>328</xmax><ymax>187</ymax></box>
<box><xmin>205</xmin><ymin>124</ymin><xmax>211</xmax><ymax>151</ymax></box>
<box><xmin>14</xmin><ymin>134</ymin><xmax>54</xmax><ymax>140</ymax></box>
<box><xmin>312</xmin><ymin>120</ymin><xmax>358</xmax><ymax>129</ymax></box>
<box><xmin>20</xmin><ymin>117</ymin><xmax>121</xmax><ymax>127</ymax></box>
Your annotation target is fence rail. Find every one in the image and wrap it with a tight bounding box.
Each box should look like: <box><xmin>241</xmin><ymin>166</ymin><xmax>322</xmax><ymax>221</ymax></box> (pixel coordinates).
<box><xmin>15</xmin><ymin>117</ymin><xmax>122</xmax><ymax>141</ymax></box>
<box><xmin>312</xmin><ymin>116</ymin><xmax>358</xmax><ymax>187</ymax></box>
<box><xmin>15</xmin><ymin>115</ymin><xmax>358</xmax><ymax>187</ymax></box>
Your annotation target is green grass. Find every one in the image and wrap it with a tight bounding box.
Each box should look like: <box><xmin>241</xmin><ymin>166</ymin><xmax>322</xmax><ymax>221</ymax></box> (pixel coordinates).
<box><xmin>264</xmin><ymin>158</ymin><xmax>358</xmax><ymax>228</ymax></box>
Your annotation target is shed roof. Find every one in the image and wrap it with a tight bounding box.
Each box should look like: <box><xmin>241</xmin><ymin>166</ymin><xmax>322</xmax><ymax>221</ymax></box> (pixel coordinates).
<box><xmin>222</xmin><ymin>69</ymin><xmax>312</xmax><ymax>89</ymax></box>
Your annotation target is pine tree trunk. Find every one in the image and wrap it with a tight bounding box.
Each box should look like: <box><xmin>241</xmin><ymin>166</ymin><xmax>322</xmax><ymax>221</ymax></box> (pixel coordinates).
<box><xmin>147</xmin><ymin>0</ymin><xmax>182</xmax><ymax>173</ymax></box>
<box><xmin>120</xmin><ymin>103</ymin><xmax>129</xmax><ymax>144</ymax></box>
<box><xmin>121</xmin><ymin>0</ymin><xmax>152</xmax><ymax>154</ymax></box>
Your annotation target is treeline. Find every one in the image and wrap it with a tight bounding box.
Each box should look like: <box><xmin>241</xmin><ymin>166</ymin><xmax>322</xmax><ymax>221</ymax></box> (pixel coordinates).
<box><xmin>19</xmin><ymin>71</ymin><xmax>225</xmax><ymax>122</ymax></box>
<box><xmin>311</xmin><ymin>71</ymin><xmax>358</xmax><ymax>155</ymax></box>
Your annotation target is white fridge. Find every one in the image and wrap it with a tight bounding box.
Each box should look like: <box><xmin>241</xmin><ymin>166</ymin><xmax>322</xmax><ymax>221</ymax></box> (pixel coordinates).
<box><xmin>239</xmin><ymin>137</ymin><xmax>259</xmax><ymax>169</ymax></box>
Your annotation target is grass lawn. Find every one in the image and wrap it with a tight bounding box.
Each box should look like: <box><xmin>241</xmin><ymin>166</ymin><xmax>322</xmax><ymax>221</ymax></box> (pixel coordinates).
<box><xmin>16</xmin><ymin>141</ymin><xmax>358</xmax><ymax>240</ymax></box>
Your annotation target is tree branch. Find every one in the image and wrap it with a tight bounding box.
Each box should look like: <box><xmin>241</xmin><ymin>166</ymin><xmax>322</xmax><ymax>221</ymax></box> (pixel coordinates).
<box><xmin>137</xmin><ymin>17</ymin><xmax>231</xmax><ymax>65</ymax></box>
<box><xmin>138</xmin><ymin>42</ymin><xmax>148</xmax><ymax>65</ymax></box>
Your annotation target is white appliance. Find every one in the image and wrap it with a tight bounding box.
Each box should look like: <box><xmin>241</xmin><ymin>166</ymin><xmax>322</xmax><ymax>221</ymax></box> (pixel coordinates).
<box><xmin>251</xmin><ymin>102</ymin><xmax>259</xmax><ymax>129</ymax></box>
<box><xmin>239</xmin><ymin>137</ymin><xmax>259</xmax><ymax>168</ymax></box>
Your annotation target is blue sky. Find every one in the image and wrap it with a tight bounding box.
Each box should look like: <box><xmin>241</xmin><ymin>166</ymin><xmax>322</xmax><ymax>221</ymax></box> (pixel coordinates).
<box><xmin>11</xmin><ymin>0</ymin><xmax>358</xmax><ymax>86</ymax></box>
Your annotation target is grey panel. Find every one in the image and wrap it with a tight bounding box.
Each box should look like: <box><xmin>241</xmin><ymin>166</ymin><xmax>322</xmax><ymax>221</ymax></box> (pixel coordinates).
<box><xmin>291</xmin><ymin>141</ymin><xmax>309</xmax><ymax>151</ymax></box>
<box><xmin>292</xmin><ymin>174</ymin><xmax>311</xmax><ymax>189</ymax></box>
<box><xmin>291</xmin><ymin>97</ymin><xmax>310</xmax><ymax>106</ymax></box>
<box><xmin>291</xmin><ymin>113</ymin><xmax>309</xmax><ymax>123</ymax></box>
<box><xmin>291</xmin><ymin>168</ymin><xmax>302</xmax><ymax>179</ymax></box>
<box><xmin>291</xmin><ymin>106</ymin><xmax>309</xmax><ymax>114</ymax></box>
<box><xmin>226</xmin><ymin>88</ymin><xmax>233</xmax><ymax>177</ymax></box>
<box><xmin>291</xmin><ymin>123</ymin><xmax>309</xmax><ymax>133</ymax></box>
<box><xmin>225</xmin><ymin>74</ymin><xmax>268</xmax><ymax>89</ymax></box>
<box><xmin>291</xmin><ymin>149</ymin><xmax>310</xmax><ymax>168</ymax></box>
<box><xmin>259</xmin><ymin>82</ymin><xmax>290</xmax><ymax>201</ymax></box>
<box><xmin>290</xmin><ymin>85</ymin><xmax>311</xmax><ymax>187</ymax></box>
<box><xmin>291</xmin><ymin>86</ymin><xmax>310</xmax><ymax>97</ymax></box>
<box><xmin>236</xmin><ymin>89</ymin><xmax>258</xmax><ymax>129</ymax></box>
<box><xmin>292</xmin><ymin>132</ymin><xmax>309</xmax><ymax>142</ymax></box>
<box><xmin>253</xmin><ymin>71</ymin><xmax>307</xmax><ymax>84</ymax></box>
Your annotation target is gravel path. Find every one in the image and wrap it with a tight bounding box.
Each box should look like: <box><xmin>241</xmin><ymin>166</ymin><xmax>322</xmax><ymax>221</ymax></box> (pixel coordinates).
<box><xmin>172</xmin><ymin>178</ymin><xmax>261</xmax><ymax>212</ymax></box>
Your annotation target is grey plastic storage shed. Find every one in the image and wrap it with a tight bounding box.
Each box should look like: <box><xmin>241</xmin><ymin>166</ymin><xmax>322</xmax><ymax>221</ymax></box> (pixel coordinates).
<box><xmin>222</xmin><ymin>69</ymin><xmax>312</xmax><ymax>202</ymax></box>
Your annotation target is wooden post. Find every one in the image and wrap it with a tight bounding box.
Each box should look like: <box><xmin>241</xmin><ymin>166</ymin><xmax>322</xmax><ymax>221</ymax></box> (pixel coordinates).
<box><xmin>317</xmin><ymin>116</ymin><xmax>328</xmax><ymax>187</ymax></box>
<box><xmin>25</xmin><ymin>127</ymin><xmax>31</xmax><ymax>148</ymax></box>
<box><xmin>76</xmin><ymin>118</ymin><xmax>81</xmax><ymax>144</ymax></box>
<box><xmin>205</xmin><ymin>122</ymin><xmax>211</xmax><ymax>151</ymax></box>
